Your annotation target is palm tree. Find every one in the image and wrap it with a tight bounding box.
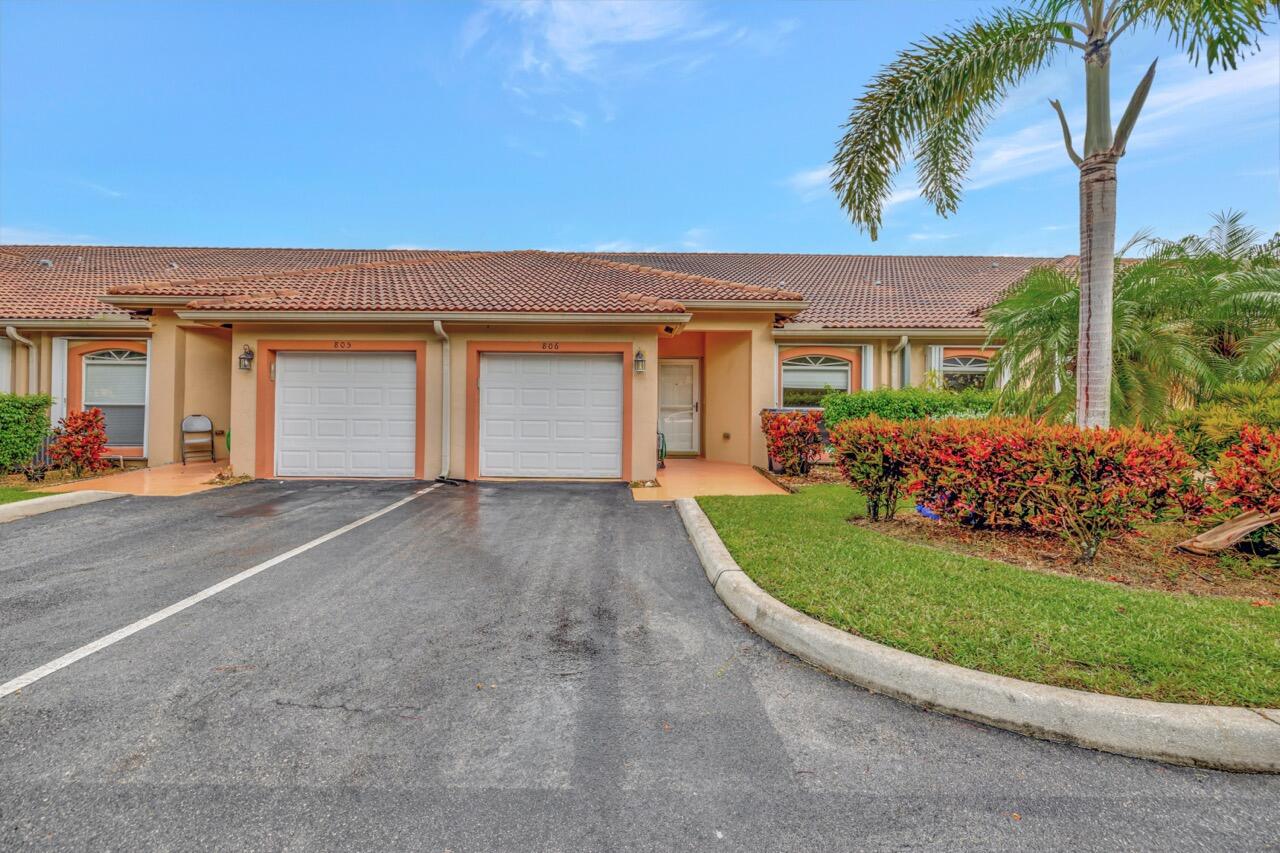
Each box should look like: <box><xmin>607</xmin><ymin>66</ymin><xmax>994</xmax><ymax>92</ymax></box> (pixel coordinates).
<box><xmin>986</xmin><ymin>211</ymin><xmax>1280</xmax><ymax>425</ymax></box>
<box><xmin>831</xmin><ymin>0</ymin><xmax>1273</xmax><ymax>428</ymax></box>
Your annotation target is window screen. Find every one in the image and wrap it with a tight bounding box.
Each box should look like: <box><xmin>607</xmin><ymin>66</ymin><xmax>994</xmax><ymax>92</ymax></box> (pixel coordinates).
<box><xmin>781</xmin><ymin>355</ymin><xmax>850</xmax><ymax>406</ymax></box>
<box><xmin>83</xmin><ymin>349</ymin><xmax>147</xmax><ymax>446</ymax></box>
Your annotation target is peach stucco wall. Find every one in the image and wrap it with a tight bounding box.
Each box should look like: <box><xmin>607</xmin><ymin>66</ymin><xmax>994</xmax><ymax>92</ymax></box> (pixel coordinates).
<box><xmin>225</xmin><ymin>323</ymin><xmax>660</xmax><ymax>482</ymax></box>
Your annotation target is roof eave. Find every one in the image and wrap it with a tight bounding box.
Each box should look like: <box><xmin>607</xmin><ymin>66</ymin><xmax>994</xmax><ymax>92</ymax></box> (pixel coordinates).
<box><xmin>173</xmin><ymin>309</ymin><xmax>693</xmax><ymax>324</ymax></box>
<box><xmin>773</xmin><ymin>326</ymin><xmax>989</xmax><ymax>339</ymax></box>
<box><xmin>0</xmin><ymin>317</ymin><xmax>150</xmax><ymax>329</ymax></box>
<box><xmin>681</xmin><ymin>299</ymin><xmax>808</xmax><ymax>312</ymax></box>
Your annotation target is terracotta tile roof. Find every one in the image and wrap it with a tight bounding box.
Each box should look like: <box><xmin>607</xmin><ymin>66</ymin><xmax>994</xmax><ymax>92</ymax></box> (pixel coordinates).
<box><xmin>0</xmin><ymin>245</ymin><xmax>447</xmax><ymax>320</ymax></box>
<box><xmin>1</xmin><ymin>244</ymin><xmax>1066</xmax><ymax>327</ymax></box>
<box><xmin>593</xmin><ymin>252</ymin><xmax>1060</xmax><ymax>328</ymax></box>
<box><xmin>123</xmin><ymin>251</ymin><xmax>790</xmax><ymax>313</ymax></box>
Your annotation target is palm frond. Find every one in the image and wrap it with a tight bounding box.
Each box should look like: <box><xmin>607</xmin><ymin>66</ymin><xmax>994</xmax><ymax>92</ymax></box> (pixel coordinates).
<box><xmin>1107</xmin><ymin>0</ymin><xmax>1274</xmax><ymax>70</ymax></box>
<box><xmin>832</xmin><ymin>9</ymin><xmax>1063</xmax><ymax>238</ymax></box>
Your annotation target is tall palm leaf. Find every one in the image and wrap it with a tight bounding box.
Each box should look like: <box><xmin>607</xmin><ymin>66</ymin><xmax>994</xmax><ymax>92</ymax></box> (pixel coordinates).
<box><xmin>987</xmin><ymin>213</ymin><xmax>1280</xmax><ymax>424</ymax></box>
<box><xmin>832</xmin><ymin>0</ymin><xmax>1274</xmax><ymax>428</ymax></box>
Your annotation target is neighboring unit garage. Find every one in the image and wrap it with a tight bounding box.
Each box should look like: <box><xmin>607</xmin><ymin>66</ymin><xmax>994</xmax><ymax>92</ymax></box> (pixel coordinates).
<box><xmin>274</xmin><ymin>350</ymin><xmax>417</xmax><ymax>477</ymax></box>
<box><xmin>477</xmin><ymin>352</ymin><xmax>623</xmax><ymax>478</ymax></box>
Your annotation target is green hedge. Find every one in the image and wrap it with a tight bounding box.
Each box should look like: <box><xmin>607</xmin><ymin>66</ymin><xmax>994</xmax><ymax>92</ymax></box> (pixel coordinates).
<box><xmin>821</xmin><ymin>387</ymin><xmax>996</xmax><ymax>427</ymax></box>
<box><xmin>0</xmin><ymin>393</ymin><xmax>52</xmax><ymax>471</ymax></box>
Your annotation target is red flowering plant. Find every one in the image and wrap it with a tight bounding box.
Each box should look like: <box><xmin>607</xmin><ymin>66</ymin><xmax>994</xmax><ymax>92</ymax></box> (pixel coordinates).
<box><xmin>828</xmin><ymin>416</ymin><xmax>917</xmax><ymax>520</ymax></box>
<box><xmin>1212</xmin><ymin>424</ymin><xmax>1280</xmax><ymax>517</ymax></box>
<box><xmin>908</xmin><ymin>419</ymin><xmax>1203</xmax><ymax>562</ymax></box>
<box><xmin>49</xmin><ymin>408</ymin><xmax>111</xmax><ymax>478</ymax></box>
<box><xmin>760</xmin><ymin>409</ymin><xmax>824</xmax><ymax>476</ymax></box>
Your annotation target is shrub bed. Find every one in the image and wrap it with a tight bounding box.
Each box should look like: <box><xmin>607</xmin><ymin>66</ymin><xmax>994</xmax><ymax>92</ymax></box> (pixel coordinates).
<box><xmin>1165</xmin><ymin>382</ymin><xmax>1280</xmax><ymax>463</ymax></box>
<box><xmin>760</xmin><ymin>409</ymin><xmax>824</xmax><ymax>475</ymax></box>
<box><xmin>830</xmin><ymin>417</ymin><xmax>1202</xmax><ymax>562</ymax></box>
<box><xmin>0</xmin><ymin>393</ymin><xmax>51</xmax><ymax>472</ymax></box>
<box><xmin>49</xmin><ymin>408</ymin><xmax>111</xmax><ymax>478</ymax></box>
<box><xmin>1213</xmin><ymin>424</ymin><xmax>1280</xmax><ymax>516</ymax></box>
<box><xmin>822</xmin><ymin>387</ymin><xmax>995</xmax><ymax>428</ymax></box>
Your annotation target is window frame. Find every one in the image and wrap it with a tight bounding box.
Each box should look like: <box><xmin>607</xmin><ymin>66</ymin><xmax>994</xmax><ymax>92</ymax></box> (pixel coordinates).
<box><xmin>781</xmin><ymin>354</ymin><xmax>852</xmax><ymax>407</ymax></box>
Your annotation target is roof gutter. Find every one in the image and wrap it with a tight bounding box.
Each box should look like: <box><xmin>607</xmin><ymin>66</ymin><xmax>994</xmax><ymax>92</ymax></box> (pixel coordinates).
<box><xmin>0</xmin><ymin>318</ymin><xmax>149</xmax><ymax>330</ymax></box>
<box><xmin>5</xmin><ymin>326</ymin><xmax>37</xmax><ymax>394</ymax></box>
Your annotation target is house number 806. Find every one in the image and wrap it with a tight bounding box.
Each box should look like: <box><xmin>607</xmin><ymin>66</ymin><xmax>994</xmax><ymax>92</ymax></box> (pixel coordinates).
<box><xmin>541</xmin><ymin>342</ymin><xmax>560</xmax><ymax>350</ymax></box>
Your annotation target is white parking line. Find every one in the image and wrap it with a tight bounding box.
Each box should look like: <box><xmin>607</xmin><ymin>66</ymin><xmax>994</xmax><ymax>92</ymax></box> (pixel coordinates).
<box><xmin>0</xmin><ymin>483</ymin><xmax>439</xmax><ymax>699</ymax></box>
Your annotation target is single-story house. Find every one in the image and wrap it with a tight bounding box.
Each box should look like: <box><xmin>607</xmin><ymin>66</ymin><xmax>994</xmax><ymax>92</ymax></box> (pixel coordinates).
<box><xmin>0</xmin><ymin>245</ymin><xmax>1058</xmax><ymax>481</ymax></box>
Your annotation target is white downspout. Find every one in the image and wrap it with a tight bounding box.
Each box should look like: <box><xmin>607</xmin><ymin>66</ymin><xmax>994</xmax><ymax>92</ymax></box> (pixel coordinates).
<box><xmin>5</xmin><ymin>326</ymin><xmax>36</xmax><ymax>394</ymax></box>
<box><xmin>889</xmin><ymin>335</ymin><xmax>909</xmax><ymax>389</ymax></box>
<box><xmin>432</xmin><ymin>321</ymin><xmax>452</xmax><ymax>481</ymax></box>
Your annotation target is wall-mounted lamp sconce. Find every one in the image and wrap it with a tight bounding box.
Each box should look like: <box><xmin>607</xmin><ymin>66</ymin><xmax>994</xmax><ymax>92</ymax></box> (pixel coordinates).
<box><xmin>633</xmin><ymin>350</ymin><xmax>647</xmax><ymax>374</ymax></box>
<box><xmin>238</xmin><ymin>345</ymin><xmax>255</xmax><ymax>371</ymax></box>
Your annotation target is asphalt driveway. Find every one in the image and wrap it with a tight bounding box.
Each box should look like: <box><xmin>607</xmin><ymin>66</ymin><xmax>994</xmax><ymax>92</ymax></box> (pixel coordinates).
<box><xmin>0</xmin><ymin>481</ymin><xmax>1276</xmax><ymax>851</ymax></box>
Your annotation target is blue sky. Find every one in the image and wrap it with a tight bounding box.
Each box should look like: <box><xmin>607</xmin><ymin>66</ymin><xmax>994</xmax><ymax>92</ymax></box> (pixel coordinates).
<box><xmin>2</xmin><ymin>0</ymin><xmax>1277</xmax><ymax>256</ymax></box>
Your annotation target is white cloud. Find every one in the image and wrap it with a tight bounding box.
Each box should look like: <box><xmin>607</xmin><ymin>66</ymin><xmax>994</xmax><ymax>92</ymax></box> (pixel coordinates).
<box><xmin>783</xmin><ymin>165</ymin><xmax>831</xmax><ymax>201</ymax></box>
<box><xmin>592</xmin><ymin>239</ymin><xmax>663</xmax><ymax>252</ymax></box>
<box><xmin>485</xmin><ymin>0</ymin><xmax>720</xmax><ymax>78</ymax></box>
<box><xmin>680</xmin><ymin>227</ymin><xmax>710</xmax><ymax>250</ymax></box>
<box><xmin>0</xmin><ymin>225</ymin><xmax>98</xmax><ymax>244</ymax></box>
<box><xmin>74</xmin><ymin>180</ymin><xmax>124</xmax><ymax>199</ymax></box>
<box><xmin>907</xmin><ymin>231</ymin><xmax>956</xmax><ymax>242</ymax></box>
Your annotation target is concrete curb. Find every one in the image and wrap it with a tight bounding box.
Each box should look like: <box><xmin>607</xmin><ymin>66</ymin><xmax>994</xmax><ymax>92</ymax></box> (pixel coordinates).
<box><xmin>0</xmin><ymin>491</ymin><xmax>123</xmax><ymax>524</ymax></box>
<box><xmin>676</xmin><ymin>498</ymin><xmax>1280</xmax><ymax>773</ymax></box>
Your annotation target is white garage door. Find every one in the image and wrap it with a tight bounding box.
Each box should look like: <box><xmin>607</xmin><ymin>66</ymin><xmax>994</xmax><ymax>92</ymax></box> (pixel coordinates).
<box><xmin>480</xmin><ymin>353</ymin><xmax>622</xmax><ymax>478</ymax></box>
<box><xmin>275</xmin><ymin>352</ymin><xmax>416</xmax><ymax>477</ymax></box>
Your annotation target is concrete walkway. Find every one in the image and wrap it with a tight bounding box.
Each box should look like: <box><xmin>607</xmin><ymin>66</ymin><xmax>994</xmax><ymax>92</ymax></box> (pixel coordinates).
<box><xmin>44</xmin><ymin>461</ymin><xmax>227</xmax><ymax>497</ymax></box>
<box><xmin>631</xmin><ymin>457</ymin><xmax>786</xmax><ymax>501</ymax></box>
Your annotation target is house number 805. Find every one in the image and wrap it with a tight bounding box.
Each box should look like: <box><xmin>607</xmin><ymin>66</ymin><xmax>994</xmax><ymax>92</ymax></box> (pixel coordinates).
<box><xmin>333</xmin><ymin>341</ymin><xmax>352</xmax><ymax>349</ymax></box>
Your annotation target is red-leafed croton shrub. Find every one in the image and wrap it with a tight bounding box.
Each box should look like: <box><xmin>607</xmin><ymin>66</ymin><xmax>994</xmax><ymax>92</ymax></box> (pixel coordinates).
<box><xmin>828</xmin><ymin>416</ymin><xmax>918</xmax><ymax>521</ymax></box>
<box><xmin>761</xmin><ymin>409</ymin><xmax>824</xmax><ymax>476</ymax></box>
<box><xmin>49</xmin><ymin>407</ymin><xmax>111</xmax><ymax>478</ymax></box>
<box><xmin>831</xmin><ymin>416</ymin><xmax>1203</xmax><ymax>562</ymax></box>
<box><xmin>1213</xmin><ymin>424</ymin><xmax>1280</xmax><ymax>516</ymax></box>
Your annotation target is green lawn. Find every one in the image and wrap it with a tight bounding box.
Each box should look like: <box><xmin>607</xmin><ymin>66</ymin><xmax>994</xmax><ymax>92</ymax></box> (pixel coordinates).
<box><xmin>699</xmin><ymin>485</ymin><xmax>1280</xmax><ymax>707</ymax></box>
<box><xmin>0</xmin><ymin>486</ymin><xmax>45</xmax><ymax>505</ymax></box>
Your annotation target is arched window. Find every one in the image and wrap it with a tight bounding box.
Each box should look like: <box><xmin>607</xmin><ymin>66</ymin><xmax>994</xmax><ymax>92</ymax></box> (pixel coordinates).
<box><xmin>940</xmin><ymin>354</ymin><xmax>989</xmax><ymax>390</ymax></box>
<box><xmin>83</xmin><ymin>348</ymin><xmax>148</xmax><ymax>446</ymax></box>
<box><xmin>781</xmin><ymin>354</ymin><xmax>850</xmax><ymax>406</ymax></box>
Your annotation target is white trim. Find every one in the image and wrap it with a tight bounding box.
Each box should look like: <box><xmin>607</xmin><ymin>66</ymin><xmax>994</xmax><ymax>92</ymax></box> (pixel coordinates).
<box><xmin>51</xmin><ymin>338</ymin><xmax>68</xmax><ymax>425</ymax></box>
<box><xmin>0</xmin><ymin>484</ymin><xmax>439</xmax><ymax>699</ymax></box>
<box><xmin>860</xmin><ymin>345</ymin><xmax>874</xmax><ymax>391</ymax></box>
<box><xmin>143</xmin><ymin>339</ymin><xmax>152</xmax><ymax>457</ymax></box>
<box><xmin>0</xmin><ymin>339</ymin><xmax>11</xmax><ymax>394</ymax></box>
<box><xmin>926</xmin><ymin>345</ymin><xmax>944</xmax><ymax>376</ymax></box>
<box><xmin>659</xmin><ymin>358</ymin><xmax>701</xmax><ymax>454</ymax></box>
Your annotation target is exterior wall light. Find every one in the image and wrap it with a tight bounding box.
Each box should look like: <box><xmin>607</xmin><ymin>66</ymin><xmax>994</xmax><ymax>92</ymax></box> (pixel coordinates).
<box><xmin>238</xmin><ymin>345</ymin><xmax>255</xmax><ymax>371</ymax></box>
<box><xmin>633</xmin><ymin>350</ymin><xmax>647</xmax><ymax>374</ymax></box>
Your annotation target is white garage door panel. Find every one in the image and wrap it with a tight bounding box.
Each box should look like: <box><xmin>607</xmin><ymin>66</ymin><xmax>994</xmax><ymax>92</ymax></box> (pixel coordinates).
<box><xmin>275</xmin><ymin>352</ymin><xmax>416</xmax><ymax>477</ymax></box>
<box><xmin>480</xmin><ymin>353</ymin><xmax>622</xmax><ymax>478</ymax></box>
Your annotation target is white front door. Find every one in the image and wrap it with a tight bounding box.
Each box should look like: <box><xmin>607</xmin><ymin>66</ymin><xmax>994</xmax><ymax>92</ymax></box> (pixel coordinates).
<box><xmin>274</xmin><ymin>351</ymin><xmax>416</xmax><ymax>477</ymax></box>
<box><xmin>659</xmin><ymin>359</ymin><xmax>699</xmax><ymax>454</ymax></box>
<box><xmin>479</xmin><ymin>353</ymin><xmax>623</xmax><ymax>478</ymax></box>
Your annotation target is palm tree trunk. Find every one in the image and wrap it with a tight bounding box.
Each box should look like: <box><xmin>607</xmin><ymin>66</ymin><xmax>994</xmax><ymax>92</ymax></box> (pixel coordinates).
<box><xmin>1076</xmin><ymin>37</ymin><xmax>1115</xmax><ymax>429</ymax></box>
<box><xmin>1076</xmin><ymin>152</ymin><xmax>1117</xmax><ymax>428</ymax></box>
